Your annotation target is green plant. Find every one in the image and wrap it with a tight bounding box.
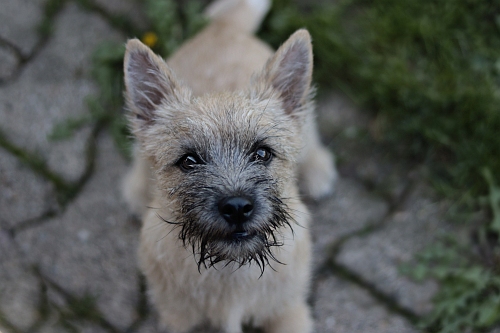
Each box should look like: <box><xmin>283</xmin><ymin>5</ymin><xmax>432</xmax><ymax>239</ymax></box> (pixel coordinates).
<box><xmin>402</xmin><ymin>171</ymin><xmax>500</xmax><ymax>332</ymax></box>
<box><xmin>145</xmin><ymin>0</ymin><xmax>206</xmax><ymax>56</ymax></box>
<box><xmin>404</xmin><ymin>239</ymin><xmax>500</xmax><ymax>333</ymax></box>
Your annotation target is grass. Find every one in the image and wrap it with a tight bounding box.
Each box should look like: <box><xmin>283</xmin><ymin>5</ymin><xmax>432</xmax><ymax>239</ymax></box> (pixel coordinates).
<box><xmin>49</xmin><ymin>0</ymin><xmax>500</xmax><ymax>331</ymax></box>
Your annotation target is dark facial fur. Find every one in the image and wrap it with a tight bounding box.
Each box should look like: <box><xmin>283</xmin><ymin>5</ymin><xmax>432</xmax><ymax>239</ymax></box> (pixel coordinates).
<box><xmin>152</xmin><ymin>97</ymin><xmax>300</xmax><ymax>273</ymax></box>
<box><xmin>161</xmin><ymin>169</ymin><xmax>294</xmax><ymax>273</ymax></box>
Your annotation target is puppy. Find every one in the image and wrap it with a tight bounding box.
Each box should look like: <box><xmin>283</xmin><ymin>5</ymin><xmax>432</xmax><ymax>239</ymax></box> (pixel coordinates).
<box><xmin>122</xmin><ymin>0</ymin><xmax>337</xmax><ymax>332</ymax></box>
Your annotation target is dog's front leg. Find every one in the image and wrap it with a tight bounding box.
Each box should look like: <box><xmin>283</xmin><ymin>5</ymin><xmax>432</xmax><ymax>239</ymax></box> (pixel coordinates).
<box><xmin>297</xmin><ymin>112</ymin><xmax>338</xmax><ymax>200</ymax></box>
<box><xmin>219</xmin><ymin>305</ymin><xmax>244</xmax><ymax>333</ymax></box>
<box><xmin>263</xmin><ymin>302</ymin><xmax>313</xmax><ymax>333</ymax></box>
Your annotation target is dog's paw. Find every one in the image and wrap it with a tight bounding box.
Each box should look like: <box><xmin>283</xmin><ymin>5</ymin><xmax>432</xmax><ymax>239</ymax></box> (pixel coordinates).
<box><xmin>299</xmin><ymin>146</ymin><xmax>338</xmax><ymax>200</ymax></box>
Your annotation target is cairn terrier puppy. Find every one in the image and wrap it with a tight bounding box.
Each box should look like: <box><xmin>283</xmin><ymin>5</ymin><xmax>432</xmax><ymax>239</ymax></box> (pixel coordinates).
<box><xmin>122</xmin><ymin>0</ymin><xmax>337</xmax><ymax>332</ymax></box>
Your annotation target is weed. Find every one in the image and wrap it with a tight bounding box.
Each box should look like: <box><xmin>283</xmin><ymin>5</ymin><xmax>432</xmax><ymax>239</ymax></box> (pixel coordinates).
<box><xmin>38</xmin><ymin>0</ymin><xmax>67</xmax><ymax>38</ymax></box>
<box><xmin>145</xmin><ymin>0</ymin><xmax>206</xmax><ymax>56</ymax></box>
<box><xmin>402</xmin><ymin>172</ymin><xmax>500</xmax><ymax>332</ymax></box>
<box><xmin>403</xmin><ymin>238</ymin><xmax>500</xmax><ymax>333</ymax></box>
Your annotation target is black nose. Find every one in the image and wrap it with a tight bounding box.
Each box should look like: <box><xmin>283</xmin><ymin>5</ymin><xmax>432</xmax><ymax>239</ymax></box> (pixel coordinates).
<box><xmin>218</xmin><ymin>196</ymin><xmax>254</xmax><ymax>225</ymax></box>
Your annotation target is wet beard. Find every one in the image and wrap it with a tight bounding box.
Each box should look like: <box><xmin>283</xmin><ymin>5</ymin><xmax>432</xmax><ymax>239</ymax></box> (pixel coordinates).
<box><xmin>160</xmin><ymin>195</ymin><xmax>294</xmax><ymax>275</ymax></box>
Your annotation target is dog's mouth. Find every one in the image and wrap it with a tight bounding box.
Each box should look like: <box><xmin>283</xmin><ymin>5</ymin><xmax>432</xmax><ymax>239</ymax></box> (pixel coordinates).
<box><xmin>229</xmin><ymin>230</ymin><xmax>254</xmax><ymax>241</ymax></box>
<box><xmin>172</xmin><ymin>196</ymin><xmax>292</xmax><ymax>271</ymax></box>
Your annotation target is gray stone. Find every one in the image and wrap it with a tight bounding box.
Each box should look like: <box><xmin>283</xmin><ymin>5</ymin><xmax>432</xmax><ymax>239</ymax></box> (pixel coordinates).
<box><xmin>0</xmin><ymin>3</ymin><xmax>123</xmax><ymax>181</ymax></box>
<box><xmin>94</xmin><ymin>0</ymin><xmax>148</xmax><ymax>29</ymax></box>
<box><xmin>310</xmin><ymin>178</ymin><xmax>389</xmax><ymax>269</ymax></box>
<box><xmin>0</xmin><ymin>0</ymin><xmax>44</xmax><ymax>56</ymax></box>
<box><xmin>33</xmin><ymin>289</ymin><xmax>110</xmax><ymax>333</ymax></box>
<box><xmin>133</xmin><ymin>316</ymin><xmax>162</xmax><ymax>333</ymax></box>
<box><xmin>36</xmin><ymin>313</ymin><xmax>74</xmax><ymax>333</ymax></box>
<box><xmin>69</xmin><ymin>323</ymin><xmax>109</xmax><ymax>333</ymax></box>
<box><xmin>316</xmin><ymin>92</ymin><xmax>371</xmax><ymax>140</ymax></box>
<box><xmin>334</xmin><ymin>134</ymin><xmax>416</xmax><ymax>202</ymax></box>
<box><xmin>313</xmin><ymin>275</ymin><xmax>418</xmax><ymax>333</ymax></box>
<box><xmin>316</xmin><ymin>93</ymin><xmax>415</xmax><ymax>202</ymax></box>
<box><xmin>38</xmin><ymin>321</ymin><xmax>109</xmax><ymax>333</ymax></box>
<box><xmin>0</xmin><ymin>149</ymin><xmax>57</xmax><ymax>229</ymax></box>
<box><xmin>336</xmin><ymin>183</ymin><xmax>458</xmax><ymax>315</ymax></box>
<box><xmin>0</xmin><ymin>45</ymin><xmax>19</xmax><ymax>81</ymax></box>
<box><xmin>0</xmin><ymin>230</ymin><xmax>41</xmax><ymax>331</ymax></box>
<box><xmin>17</xmin><ymin>134</ymin><xmax>140</xmax><ymax>330</ymax></box>
<box><xmin>134</xmin><ymin>313</ymin><xmax>226</xmax><ymax>333</ymax></box>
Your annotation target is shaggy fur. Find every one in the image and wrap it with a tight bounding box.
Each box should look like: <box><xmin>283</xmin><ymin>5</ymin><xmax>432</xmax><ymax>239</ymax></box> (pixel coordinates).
<box><xmin>122</xmin><ymin>0</ymin><xmax>337</xmax><ymax>332</ymax></box>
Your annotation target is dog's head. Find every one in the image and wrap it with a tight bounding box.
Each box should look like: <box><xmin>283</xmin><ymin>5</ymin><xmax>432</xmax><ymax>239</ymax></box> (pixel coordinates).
<box><xmin>124</xmin><ymin>30</ymin><xmax>313</xmax><ymax>271</ymax></box>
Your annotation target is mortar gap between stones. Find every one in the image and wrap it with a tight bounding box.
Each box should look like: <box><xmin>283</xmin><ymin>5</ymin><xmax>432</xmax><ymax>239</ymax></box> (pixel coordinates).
<box><xmin>330</xmin><ymin>260</ymin><xmax>421</xmax><ymax>325</ymax></box>
<box><xmin>32</xmin><ymin>265</ymin><xmax>121</xmax><ymax>333</ymax></box>
<box><xmin>8</xmin><ymin>209</ymin><xmax>60</xmax><ymax>238</ymax></box>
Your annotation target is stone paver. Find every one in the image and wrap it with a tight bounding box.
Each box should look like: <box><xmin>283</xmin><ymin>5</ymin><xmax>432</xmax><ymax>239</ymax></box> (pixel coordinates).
<box><xmin>336</xmin><ymin>183</ymin><xmax>459</xmax><ymax>315</ymax></box>
<box><xmin>133</xmin><ymin>315</ymin><xmax>161</xmax><ymax>333</ymax></box>
<box><xmin>311</xmin><ymin>178</ymin><xmax>389</xmax><ymax>269</ymax></box>
<box><xmin>0</xmin><ymin>230</ymin><xmax>41</xmax><ymax>331</ymax></box>
<box><xmin>0</xmin><ymin>149</ymin><xmax>58</xmax><ymax>229</ymax></box>
<box><xmin>94</xmin><ymin>0</ymin><xmax>148</xmax><ymax>29</ymax></box>
<box><xmin>16</xmin><ymin>134</ymin><xmax>139</xmax><ymax>330</ymax></box>
<box><xmin>314</xmin><ymin>276</ymin><xmax>418</xmax><ymax>333</ymax></box>
<box><xmin>334</xmin><ymin>135</ymin><xmax>415</xmax><ymax>204</ymax></box>
<box><xmin>68</xmin><ymin>323</ymin><xmax>109</xmax><ymax>333</ymax></box>
<box><xmin>0</xmin><ymin>45</ymin><xmax>19</xmax><ymax>82</ymax></box>
<box><xmin>0</xmin><ymin>3</ymin><xmax>122</xmax><ymax>182</ymax></box>
<box><xmin>37</xmin><ymin>321</ymin><xmax>71</xmax><ymax>333</ymax></box>
<box><xmin>316</xmin><ymin>93</ymin><xmax>371</xmax><ymax>138</ymax></box>
<box><xmin>316</xmin><ymin>93</ymin><xmax>416</xmax><ymax>203</ymax></box>
<box><xmin>0</xmin><ymin>0</ymin><xmax>45</xmax><ymax>56</ymax></box>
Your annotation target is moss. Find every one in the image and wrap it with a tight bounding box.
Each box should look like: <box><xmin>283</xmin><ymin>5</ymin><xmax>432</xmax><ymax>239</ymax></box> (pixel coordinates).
<box><xmin>38</xmin><ymin>0</ymin><xmax>67</xmax><ymax>38</ymax></box>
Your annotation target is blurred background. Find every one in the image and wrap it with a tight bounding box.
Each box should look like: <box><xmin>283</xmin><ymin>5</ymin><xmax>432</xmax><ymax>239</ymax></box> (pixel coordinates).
<box><xmin>0</xmin><ymin>0</ymin><xmax>499</xmax><ymax>332</ymax></box>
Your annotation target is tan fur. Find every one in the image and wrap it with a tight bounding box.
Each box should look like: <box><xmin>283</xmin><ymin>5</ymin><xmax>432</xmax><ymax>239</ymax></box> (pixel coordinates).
<box><xmin>140</xmin><ymin>195</ymin><xmax>312</xmax><ymax>333</ymax></box>
<box><xmin>122</xmin><ymin>0</ymin><xmax>337</xmax><ymax>332</ymax></box>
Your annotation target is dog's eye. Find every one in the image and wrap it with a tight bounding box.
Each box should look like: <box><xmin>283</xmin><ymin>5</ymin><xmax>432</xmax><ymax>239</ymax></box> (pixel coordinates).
<box><xmin>253</xmin><ymin>147</ymin><xmax>272</xmax><ymax>164</ymax></box>
<box><xmin>177</xmin><ymin>154</ymin><xmax>201</xmax><ymax>171</ymax></box>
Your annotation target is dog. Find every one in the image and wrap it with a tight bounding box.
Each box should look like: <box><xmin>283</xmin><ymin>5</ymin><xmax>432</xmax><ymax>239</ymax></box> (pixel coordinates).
<box><xmin>122</xmin><ymin>0</ymin><xmax>337</xmax><ymax>332</ymax></box>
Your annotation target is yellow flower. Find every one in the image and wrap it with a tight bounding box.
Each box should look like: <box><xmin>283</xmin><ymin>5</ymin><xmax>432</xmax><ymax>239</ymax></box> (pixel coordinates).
<box><xmin>142</xmin><ymin>32</ymin><xmax>158</xmax><ymax>47</ymax></box>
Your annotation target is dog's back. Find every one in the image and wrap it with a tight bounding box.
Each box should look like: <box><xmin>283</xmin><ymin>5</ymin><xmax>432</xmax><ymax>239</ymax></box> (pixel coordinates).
<box><xmin>167</xmin><ymin>0</ymin><xmax>273</xmax><ymax>95</ymax></box>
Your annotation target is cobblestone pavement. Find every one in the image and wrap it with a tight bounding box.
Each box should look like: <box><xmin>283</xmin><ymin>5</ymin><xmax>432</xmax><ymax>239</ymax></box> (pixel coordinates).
<box><xmin>0</xmin><ymin>1</ymin><xmax>465</xmax><ymax>332</ymax></box>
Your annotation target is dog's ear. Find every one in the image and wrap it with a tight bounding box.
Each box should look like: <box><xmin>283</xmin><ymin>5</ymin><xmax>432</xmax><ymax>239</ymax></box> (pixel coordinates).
<box><xmin>259</xmin><ymin>29</ymin><xmax>313</xmax><ymax>116</ymax></box>
<box><xmin>124</xmin><ymin>39</ymin><xmax>187</xmax><ymax>127</ymax></box>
